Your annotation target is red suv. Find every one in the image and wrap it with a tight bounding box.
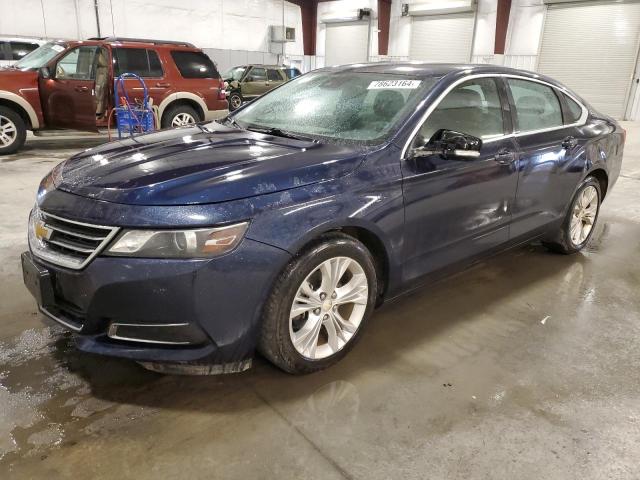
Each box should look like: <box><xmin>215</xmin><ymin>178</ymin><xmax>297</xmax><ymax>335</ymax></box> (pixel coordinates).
<box><xmin>0</xmin><ymin>37</ymin><xmax>228</xmax><ymax>154</ymax></box>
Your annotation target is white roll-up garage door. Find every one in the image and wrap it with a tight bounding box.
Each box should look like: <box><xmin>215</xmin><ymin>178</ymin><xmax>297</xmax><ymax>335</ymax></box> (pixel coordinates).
<box><xmin>537</xmin><ymin>2</ymin><xmax>640</xmax><ymax>119</ymax></box>
<box><xmin>324</xmin><ymin>21</ymin><xmax>369</xmax><ymax>67</ymax></box>
<box><xmin>409</xmin><ymin>12</ymin><xmax>475</xmax><ymax>63</ymax></box>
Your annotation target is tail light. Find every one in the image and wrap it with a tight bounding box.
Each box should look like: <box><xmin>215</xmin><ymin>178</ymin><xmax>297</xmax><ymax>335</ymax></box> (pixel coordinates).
<box><xmin>217</xmin><ymin>87</ymin><xmax>226</xmax><ymax>100</ymax></box>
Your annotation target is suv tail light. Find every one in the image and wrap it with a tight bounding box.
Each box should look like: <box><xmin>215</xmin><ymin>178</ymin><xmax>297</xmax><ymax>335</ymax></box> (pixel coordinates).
<box><xmin>217</xmin><ymin>88</ymin><xmax>226</xmax><ymax>100</ymax></box>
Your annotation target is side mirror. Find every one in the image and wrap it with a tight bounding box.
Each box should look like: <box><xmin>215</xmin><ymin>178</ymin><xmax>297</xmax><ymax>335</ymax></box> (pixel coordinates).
<box><xmin>410</xmin><ymin>129</ymin><xmax>482</xmax><ymax>160</ymax></box>
<box><xmin>39</xmin><ymin>66</ymin><xmax>51</xmax><ymax>79</ymax></box>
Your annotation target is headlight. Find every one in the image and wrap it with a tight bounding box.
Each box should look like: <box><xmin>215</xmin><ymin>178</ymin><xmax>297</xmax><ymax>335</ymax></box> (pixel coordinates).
<box><xmin>105</xmin><ymin>222</ymin><xmax>249</xmax><ymax>258</ymax></box>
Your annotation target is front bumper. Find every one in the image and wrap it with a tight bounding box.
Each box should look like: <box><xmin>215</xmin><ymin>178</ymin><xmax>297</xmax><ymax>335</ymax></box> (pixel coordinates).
<box><xmin>21</xmin><ymin>237</ymin><xmax>290</xmax><ymax>366</ymax></box>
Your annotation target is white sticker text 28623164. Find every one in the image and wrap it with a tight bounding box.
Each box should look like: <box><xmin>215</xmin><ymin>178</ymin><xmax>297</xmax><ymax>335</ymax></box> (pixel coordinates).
<box><xmin>367</xmin><ymin>80</ymin><xmax>421</xmax><ymax>90</ymax></box>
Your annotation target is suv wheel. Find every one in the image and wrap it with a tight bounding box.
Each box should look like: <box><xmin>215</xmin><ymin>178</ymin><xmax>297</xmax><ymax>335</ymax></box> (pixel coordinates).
<box><xmin>162</xmin><ymin>104</ymin><xmax>201</xmax><ymax>129</ymax></box>
<box><xmin>0</xmin><ymin>107</ymin><xmax>27</xmax><ymax>155</ymax></box>
<box><xmin>228</xmin><ymin>92</ymin><xmax>243</xmax><ymax>111</ymax></box>
<box><xmin>259</xmin><ymin>233</ymin><xmax>377</xmax><ymax>374</ymax></box>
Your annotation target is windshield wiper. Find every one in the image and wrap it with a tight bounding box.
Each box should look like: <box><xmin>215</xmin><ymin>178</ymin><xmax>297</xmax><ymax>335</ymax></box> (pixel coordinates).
<box><xmin>245</xmin><ymin>125</ymin><xmax>313</xmax><ymax>142</ymax></box>
<box><xmin>219</xmin><ymin>116</ymin><xmax>242</xmax><ymax>129</ymax></box>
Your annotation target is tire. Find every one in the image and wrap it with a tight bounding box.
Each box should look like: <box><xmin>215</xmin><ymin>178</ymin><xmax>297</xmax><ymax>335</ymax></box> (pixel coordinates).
<box><xmin>161</xmin><ymin>104</ymin><xmax>201</xmax><ymax>129</ymax></box>
<box><xmin>0</xmin><ymin>106</ymin><xmax>27</xmax><ymax>155</ymax></box>
<box><xmin>542</xmin><ymin>176</ymin><xmax>601</xmax><ymax>254</ymax></box>
<box><xmin>228</xmin><ymin>92</ymin><xmax>243</xmax><ymax>111</ymax></box>
<box><xmin>258</xmin><ymin>233</ymin><xmax>378</xmax><ymax>374</ymax></box>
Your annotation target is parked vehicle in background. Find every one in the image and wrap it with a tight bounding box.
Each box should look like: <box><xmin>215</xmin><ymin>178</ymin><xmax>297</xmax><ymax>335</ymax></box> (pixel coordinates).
<box><xmin>223</xmin><ymin>64</ymin><xmax>301</xmax><ymax>111</ymax></box>
<box><xmin>0</xmin><ymin>37</ymin><xmax>47</xmax><ymax>67</ymax></box>
<box><xmin>0</xmin><ymin>37</ymin><xmax>228</xmax><ymax>154</ymax></box>
<box><xmin>22</xmin><ymin>63</ymin><xmax>624</xmax><ymax>375</ymax></box>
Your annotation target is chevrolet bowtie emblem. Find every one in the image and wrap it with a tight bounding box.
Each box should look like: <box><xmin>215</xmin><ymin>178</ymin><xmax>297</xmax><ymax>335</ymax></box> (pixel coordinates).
<box><xmin>35</xmin><ymin>221</ymin><xmax>52</xmax><ymax>241</ymax></box>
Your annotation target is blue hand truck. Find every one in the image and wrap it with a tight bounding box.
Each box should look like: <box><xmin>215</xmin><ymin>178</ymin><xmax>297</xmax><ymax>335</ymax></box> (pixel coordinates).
<box><xmin>113</xmin><ymin>73</ymin><xmax>155</xmax><ymax>139</ymax></box>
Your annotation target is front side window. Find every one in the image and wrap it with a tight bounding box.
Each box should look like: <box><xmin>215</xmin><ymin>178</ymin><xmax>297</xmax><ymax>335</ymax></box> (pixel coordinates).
<box><xmin>233</xmin><ymin>71</ymin><xmax>438</xmax><ymax>144</ymax></box>
<box><xmin>113</xmin><ymin>48</ymin><xmax>163</xmax><ymax>77</ymax></box>
<box><xmin>9</xmin><ymin>42</ymin><xmax>39</xmax><ymax>60</ymax></box>
<box><xmin>14</xmin><ymin>42</ymin><xmax>66</xmax><ymax>70</ymax></box>
<box><xmin>418</xmin><ymin>78</ymin><xmax>505</xmax><ymax>142</ymax></box>
<box><xmin>170</xmin><ymin>51</ymin><xmax>218</xmax><ymax>79</ymax></box>
<box><xmin>56</xmin><ymin>46</ymin><xmax>98</xmax><ymax>80</ymax></box>
<box><xmin>247</xmin><ymin>67</ymin><xmax>267</xmax><ymax>82</ymax></box>
<box><xmin>507</xmin><ymin>79</ymin><xmax>563</xmax><ymax>132</ymax></box>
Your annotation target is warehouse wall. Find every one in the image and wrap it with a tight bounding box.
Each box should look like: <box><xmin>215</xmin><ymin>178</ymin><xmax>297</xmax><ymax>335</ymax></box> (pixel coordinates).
<box><xmin>387</xmin><ymin>0</ymin><xmax>499</xmax><ymax>59</ymax></box>
<box><xmin>0</xmin><ymin>0</ymin><xmax>305</xmax><ymax>72</ymax></box>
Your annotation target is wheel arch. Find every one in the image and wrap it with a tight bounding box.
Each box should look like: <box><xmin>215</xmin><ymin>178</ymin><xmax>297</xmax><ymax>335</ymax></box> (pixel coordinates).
<box><xmin>158</xmin><ymin>93</ymin><xmax>207</xmax><ymax>124</ymax></box>
<box><xmin>285</xmin><ymin>221</ymin><xmax>393</xmax><ymax>301</ymax></box>
<box><xmin>0</xmin><ymin>92</ymin><xmax>38</xmax><ymax>129</ymax></box>
<box><xmin>587</xmin><ymin>167</ymin><xmax>608</xmax><ymax>200</ymax></box>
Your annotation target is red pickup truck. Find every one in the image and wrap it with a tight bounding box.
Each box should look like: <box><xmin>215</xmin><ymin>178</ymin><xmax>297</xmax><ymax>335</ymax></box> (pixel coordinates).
<box><xmin>0</xmin><ymin>37</ymin><xmax>228</xmax><ymax>154</ymax></box>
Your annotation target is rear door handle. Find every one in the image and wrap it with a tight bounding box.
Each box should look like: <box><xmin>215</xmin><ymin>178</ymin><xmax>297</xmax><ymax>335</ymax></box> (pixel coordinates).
<box><xmin>494</xmin><ymin>149</ymin><xmax>516</xmax><ymax>165</ymax></box>
<box><xmin>155</xmin><ymin>82</ymin><xmax>171</xmax><ymax>88</ymax></box>
<box><xmin>75</xmin><ymin>86</ymin><xmax>89</xmax><ymax>92</ymax></box>
<box><xmin>562</xmin><ymin>136</ymin><xmax>578</xmax><ymax>149</ymax></box>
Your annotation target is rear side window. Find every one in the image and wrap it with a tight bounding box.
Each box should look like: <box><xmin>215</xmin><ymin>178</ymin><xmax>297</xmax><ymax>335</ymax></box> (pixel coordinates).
<box><xmin>170</xmin><ymin>51</ymin><xmax>218</xmax><ymax>78</ymax></box>
<box><xmin>113</xmin><ymin>48</ymin><xmax>163</xmax><ymax>77</ymax></box>
<box><xmin>418</xmin><ymin>77</ymin><xmax>505</xmax><ymax>141</ymax></box>
<box><xmin>267</xmin><ymin>69</ymin><xmax>281</xmax><ymax>81</ymax></box>
<box><xmin>507</xmin><ymin>79</ymin><xmax>563</xmax><ymax>132</ymax></box>
<box><xmin>563</xmin><ymin>94</ymin><xmax>583</xmax><ymax>124</ymax></box>
<box><xmin>0</xmin><ymin>42</ymin><xmax>6</xmax><ymax>60</ymax></box>
<box><xmin>9</xmin><ymin>42</ymin><xmax>39</xmax><ymax>60</ymax></box>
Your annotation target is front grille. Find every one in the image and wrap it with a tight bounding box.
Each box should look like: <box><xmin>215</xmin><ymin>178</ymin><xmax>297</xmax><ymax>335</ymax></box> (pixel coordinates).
<box><xmin>29</xmin><ymin>208</ymin><xmax>119</xmax><ymax>269</ymax></box>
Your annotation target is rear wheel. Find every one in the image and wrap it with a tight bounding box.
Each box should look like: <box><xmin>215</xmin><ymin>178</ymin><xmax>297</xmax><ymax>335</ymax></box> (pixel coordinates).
<box><xmin>259</xmin><ymin>233</ymin><xmax>377</xmax><ymax>374</ymax></box>
<box><xmin>543</xmin><ymin>176</ymin><xmax>601</xmax><ymax>254</ymax></box>
<box><xmin>0</xmin><ymin>107</ymin><xmax>27</xmax><ymax>155</ymax></box>
<box><xmin>161</xmin><ymin>104</ymin><xmax>201</xmax><ymax>129</ymax></box>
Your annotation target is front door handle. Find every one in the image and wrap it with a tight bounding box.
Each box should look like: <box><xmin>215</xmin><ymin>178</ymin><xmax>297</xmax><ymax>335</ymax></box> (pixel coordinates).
<box><xmin>494</xmin><ymin>149</ymin><xmax>516</xmax><ymax>165</ymax></box>
<box><xmin>155</xmin><ymin>82</ymin><xmax>171</xmax><ymax>88</ymax></box>
<box><xmin>562</xmin><ymin>136</ymin><xmax>578</xmax><ymax>149</ymax></box>
<box><xmin>75</xmin><ymin>86</ymin><xmax>89</xmax><ymax>92</ymax></box>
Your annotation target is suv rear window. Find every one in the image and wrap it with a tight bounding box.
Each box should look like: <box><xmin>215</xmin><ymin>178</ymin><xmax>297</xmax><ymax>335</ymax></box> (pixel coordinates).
<box><xmin>113</xmin><ymin>48</ymin><xmax>163</xmax><ymax>77</ymax></box>
<box><xmin>170</xmin><ymin>51</ymin><xmax>219</xmax><ymax>79</ymax></box>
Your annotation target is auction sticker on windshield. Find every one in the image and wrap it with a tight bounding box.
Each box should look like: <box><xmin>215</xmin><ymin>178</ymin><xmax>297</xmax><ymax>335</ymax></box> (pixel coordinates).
<box><xmin>367</xmin><ymin>80</ymin><xmax>421</xmax><ymax>90</ymax></box>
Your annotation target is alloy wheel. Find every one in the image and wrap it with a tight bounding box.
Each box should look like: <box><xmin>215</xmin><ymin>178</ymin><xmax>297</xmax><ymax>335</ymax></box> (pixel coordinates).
<box><xmin>0</xmin><ymin>115</ymin><xmax>17</xmax><ymax>147</ymax></box>
<box><xmin>171</xmin><ymin>112</ymin><xmax>196</xmax><ymax>127</ymax></box>
<box><xmin>230</xmin><ymin>95</ymin><xmax>242</xmax><ymax>110</ymax></box>
<box><xmin>289</xmin><ymin>256</ymin><xmax>369</xmax><ymax>360</ymax></box>
<box><xmin>569</xmin><ymin>185</ymin><xmax>598</xmax><ymax>246</ymax></box>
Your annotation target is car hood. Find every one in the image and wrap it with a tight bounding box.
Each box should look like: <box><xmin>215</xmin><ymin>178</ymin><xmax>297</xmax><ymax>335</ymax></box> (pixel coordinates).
<box><xmin>53</xmin><ymin>123</ymin><xmax>364</xmax><ymax>205</ymax></box>
<box><xmin>0</xmin><ymin>68</ymin><xmax>39</xmax><ymax>86</ymax></box>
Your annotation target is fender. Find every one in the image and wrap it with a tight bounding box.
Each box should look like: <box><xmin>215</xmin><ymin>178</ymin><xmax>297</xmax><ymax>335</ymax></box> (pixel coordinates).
<box><xmin>157</xmin><ymin>92</ymin><xmax>208</xmax><ymax>122</ymax></box>
<box><xmin>0</xmin><ymin>90</ymin><xmax>40</xmax><ymax>129</ymax></box>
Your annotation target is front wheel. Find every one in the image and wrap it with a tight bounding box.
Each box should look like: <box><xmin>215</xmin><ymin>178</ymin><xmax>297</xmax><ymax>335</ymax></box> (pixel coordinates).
<box><xmin>543</xmin><ymin>176</ymin><xmax>601</xmax><ymax>254</ymax></box>
<box><xmin>259</xmin><ymin>233</ymin><xmax>378</xmax><ymax>374</ymax></box>
<box><xmin>228</xmin><ymin>92</ymin><xmax>243</xmax><ymax>111</ymax></box>
<box><xmin>0</xmin><ymin>106</ymin><xmax>27</xmax><ymax>155</ymax></box>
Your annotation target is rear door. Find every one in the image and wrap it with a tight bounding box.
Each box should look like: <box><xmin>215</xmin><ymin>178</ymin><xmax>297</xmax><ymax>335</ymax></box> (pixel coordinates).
<box><xmin>266</xmin><ymin>68</ymin><xmax>285</xmax><ymax>91</ymax></box>
<box><xmin>39</xmin><ymin>45</ymin><xmax>100</xmax><ymax>131</ymax></box>
<box><xmin>112</xmin><ymin>47</ymin><xmax>166</xmax><ymax>106</ymax></box>
<box><xmin>505</xmin><ymin>77</ymin><xmax>585</xmax><ymax>238</ymax></box>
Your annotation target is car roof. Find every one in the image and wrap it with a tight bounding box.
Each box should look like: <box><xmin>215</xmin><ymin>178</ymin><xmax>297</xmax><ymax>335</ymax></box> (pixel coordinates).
<box><xmin>320</xmin><ymin>61</ymin><xmax>568</xmax><ymax>90</ymax></box>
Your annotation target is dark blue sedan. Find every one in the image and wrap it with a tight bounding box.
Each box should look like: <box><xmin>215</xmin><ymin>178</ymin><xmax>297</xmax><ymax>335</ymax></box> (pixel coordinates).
<box><xmin>22</xmin><ymin>63</ymin><xmax>625</xmax><ymax>374</ymax></box>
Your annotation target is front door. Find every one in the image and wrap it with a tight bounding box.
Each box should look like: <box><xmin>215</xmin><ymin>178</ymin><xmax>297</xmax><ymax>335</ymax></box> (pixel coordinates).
<box><xmin>401</xmin><ymin>77</ymin><xmax>519</xmax><ymax>283</ymax></box>
<box><xmin>39</xmin><ymin>45</ymin><xmax>100</xmax><ymax>131</ymax></box>
<box><xmin>241</xmin><ymin>67</ymin><xmax>269</xmax><ymax>98</ymax></box>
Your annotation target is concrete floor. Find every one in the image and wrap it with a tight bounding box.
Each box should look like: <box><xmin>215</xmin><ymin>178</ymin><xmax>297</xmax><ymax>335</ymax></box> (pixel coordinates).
<box><xmin>1</xmin><ymin>127</ymin><xmax>639</xmax><ymax>479</ymax></box>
